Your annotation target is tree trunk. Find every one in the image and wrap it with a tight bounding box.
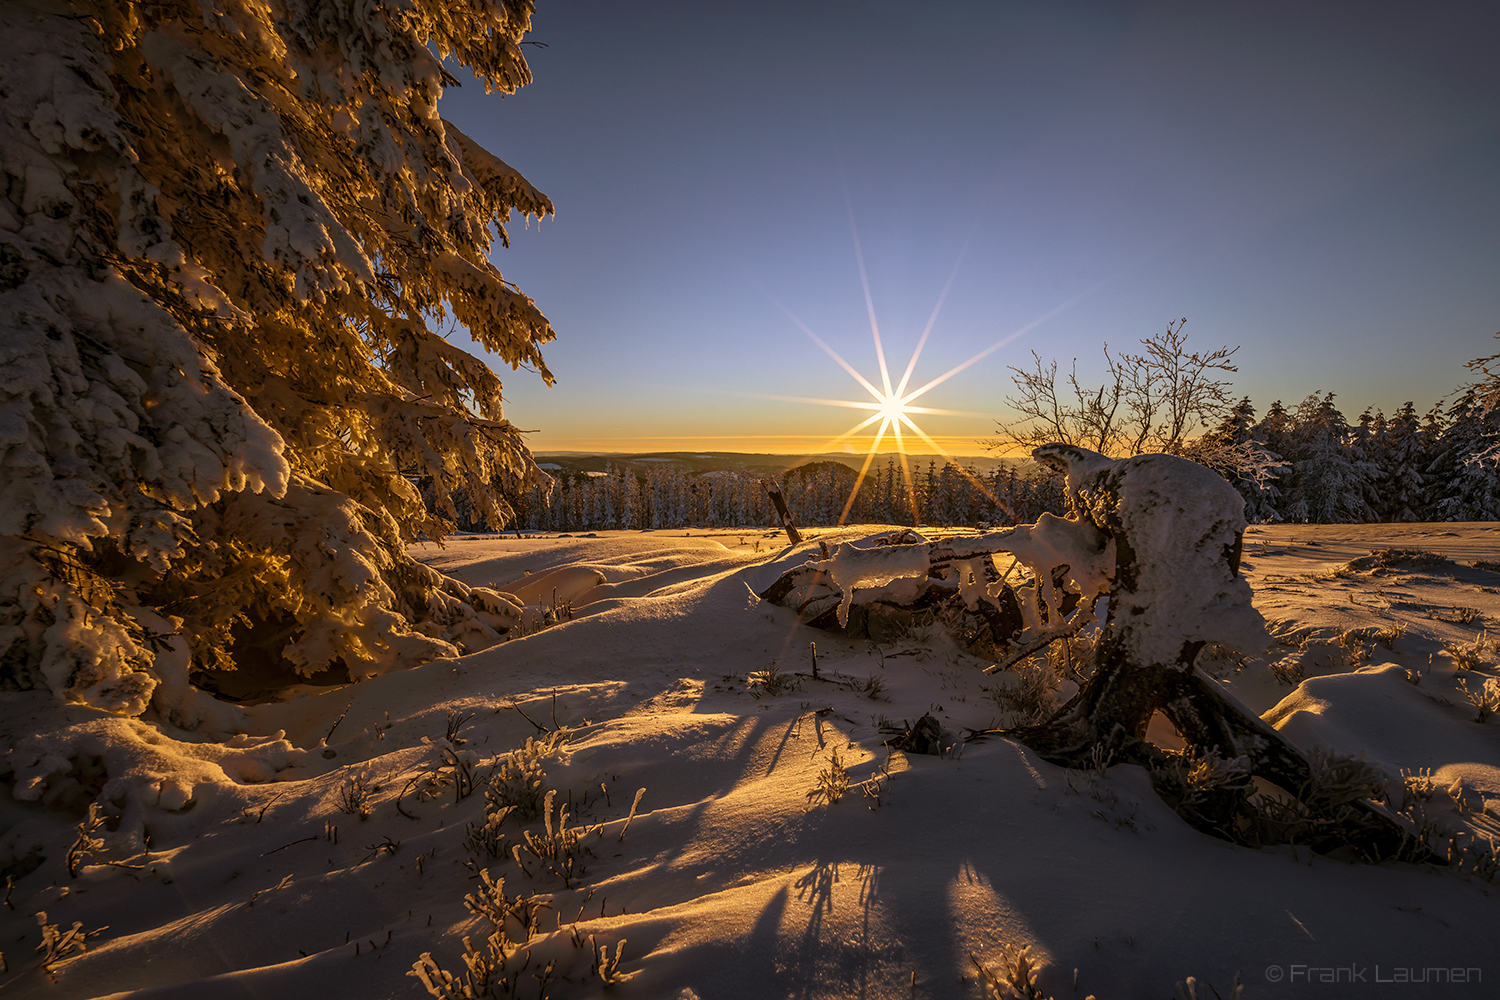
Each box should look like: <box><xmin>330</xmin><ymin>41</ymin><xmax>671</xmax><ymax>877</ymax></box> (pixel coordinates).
<box><xmin>757</xmin><ymin>444</ymin><xmax>1431</xmax><ymax>861</ymax></box>
<box><xmin>1003</xmin><ymin>445</ymin><xmax>1423</xmax><ymax>859</ymax></box>
<box><xmin>762</xmin><ymin>479</ymin><xmax>803</xmax><ymax>545</ymax></box>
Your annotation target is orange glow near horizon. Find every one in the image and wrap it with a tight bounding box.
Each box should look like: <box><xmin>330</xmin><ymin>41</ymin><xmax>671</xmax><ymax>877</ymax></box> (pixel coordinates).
<box><xmin>518</xmin><ymin>433</ymin><xmax>1021</xmax><ymax>457</ymax></box>
<box><xmin>765</xmin><ymin>239</ymin><xmax>1024</xmax><ymax>520</ymax></box>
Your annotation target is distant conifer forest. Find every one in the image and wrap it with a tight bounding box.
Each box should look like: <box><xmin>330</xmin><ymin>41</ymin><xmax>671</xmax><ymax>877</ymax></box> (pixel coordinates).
<box><xmin>432</xmin><ymin>378</ymin><xmax>1500</xmax><ymax>531</ymax></box>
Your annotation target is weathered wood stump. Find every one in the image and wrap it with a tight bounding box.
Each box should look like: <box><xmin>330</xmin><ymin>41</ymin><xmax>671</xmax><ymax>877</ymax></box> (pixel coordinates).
<box><xmin>759</xmin><ymin>443</ymin><xmax>1429</xmax><ymax>860</ymax></box>
<box><xmin>1013</xmin><ymin>446</ymin><xmax>1426</xmax><ymax>857</ymax></box>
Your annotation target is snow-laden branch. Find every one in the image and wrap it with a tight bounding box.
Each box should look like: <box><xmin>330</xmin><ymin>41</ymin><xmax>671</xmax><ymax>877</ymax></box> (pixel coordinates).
<box><xmin>1</xmin><ymin>0</ymin><xmax>563</xmax><ymax>723</ymax></box>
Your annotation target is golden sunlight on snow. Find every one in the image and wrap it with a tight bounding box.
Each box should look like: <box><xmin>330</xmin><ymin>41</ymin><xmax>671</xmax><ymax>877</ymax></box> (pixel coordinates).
<box><xmin>6</xmin><ymin>524</ymin><xmax>1500</xmax><ymax>998</ymax></box>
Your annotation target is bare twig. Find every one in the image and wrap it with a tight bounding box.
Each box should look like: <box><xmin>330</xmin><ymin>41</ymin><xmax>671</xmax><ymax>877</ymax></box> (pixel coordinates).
<box><xmin>508</xmin><ymin>701</ymin><xmax>549</xmax><ymax>734</ymax></box>
<box><xmin>261</xmin><ymin>836</ymin><xmax>319</xmax><ymax>857</ymax></box>
<box><xmin>619</xmin><ymin>788</ymin><xmax>646</xmax><ymax>842</ymax></box>
<box><xmin>984</xmin><ymin>598</ymin><xmax>1097</xmax><ymax>675</ymax></box>
<box><xmin>325</xmin><ymin>701</ymin><xmax>353</xmax><ymax>743</ymax></box>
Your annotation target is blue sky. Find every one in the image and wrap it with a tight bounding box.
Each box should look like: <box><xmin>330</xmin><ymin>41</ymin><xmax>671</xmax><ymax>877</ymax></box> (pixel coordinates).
<box><xmin>441</xmin><ymin>0</ymin><xmax>1500</xmax><ymax>456</ymax></box>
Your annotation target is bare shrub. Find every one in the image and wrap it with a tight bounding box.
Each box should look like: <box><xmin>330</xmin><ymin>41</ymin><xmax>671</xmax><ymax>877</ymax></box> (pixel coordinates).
<box><xmin>445</xmin><ymin>710</ymin><xmax>475</xmax><ymax>746</ymax></box>
<box><xmin>806</xmin><ymin>746</ymin><xmax>851</xmax><ymax>806</ymax></box>
<box><xmin>984</xmin><ymin>656</ymin><xmax>1061</xmax><ymax>726</ymax></box>
<box><xmin>486</xmin><ymin>729</ymin><xmax>570</xmax><ymax>821</ymax></box>
<box><xmin>420</xmin><ymin>746</ymin><xmax>479</xmax><ymax>804</ymax></box>
<box><xmin>747</xmin><ymin>660</ymin><xmax>798</xmax><ymax>698</ymax></box>
<box><xmin>512</xmin><ymin>789</ymin><xmax>597</xmax><ymax>887</ymax></box>
<box><xmin>970</xmin><ymin>945</ymin><xmax>1050</xmax><ymax>1000</ymax></box>
<box><xmin>463</xmin><ymin>869</ymin><xmax>549</xmax><ymax>942</ymax></box>
<box><xmin>996</xmin><ymin>319</ymin><xmax>1239</xmax><ymax>461</ymax></box>
<box><xmin>1401</xmin><ymin>768</ymin><xmax>1437</xmax><ymax>805</ymax></box>
<box><xmin>337</xmin><ymin>771</ymin><xmax>374</xmax><ymax>819</ymax></box>
<box><xmin>1252</xmin><ymin>749</ymin><xmax>1392</xmax><ymax>850</ymax></box>
<box><xmin>410</xmin><ymin>933</ymin><xmax>513</xmax><ymax>999</ymax></box>
<box><xmin>1340</xmin><ymin>549</ymin><xmax>1452</xmax><ymax>574</ymax></box>
<box><xmin>463</xmin><ymin>804</ymin><xmax>512</xmax><ymax>861</ymax></box>
<box><xmin>1301</xmin><ymin>748</ymin><xmax>1388</xmax><ymax>813</ymax></box>
<box><xmin>65</xmin><ymin>803</ymin><xmax>107</xmax><ymax>878</ymax></box>
<box><xmin>1177</xmin><ymin>974</ymin><xmax>1243</xmax><ymax>1000</ymax></box>
<box><xmin>1333</xmin><ymin>629</ymin><xmax>1372</xmax><ymax>669</ymax></box>
<box><xmin>1269</xmin><ymin>653</ymin><xmax>1305</xmax><ymax>686</ymax></box>
<box><xmin>1449</xmin><ymin>606</ymin><xmax>1483</xmax><ymax>626</ymax></box>
<box><xmin>1371</xmin><ymin>622</ymin><xmax>1406</xmax><ymax>650</ymax></box>
<box><xmin>35</xmin><ymin>911</ymin><xmax>106</xmax><ymax>981</ymax></box>
<box><xmin>1457</xmin><ymin>676</ymin><xmax>1500</xmax><ymax>723</ymax></box>
<box><xmin>591</xmin><ymin>936</ymin><xmax>630</xmax><ymax>985</ymax></box>
<box><xmin>1443</xmin><ymin>634</ymin><xmax>1493</xmax><ymax>671</ymax></box>
<box><xmin>409</xmin><ymin>869</ymin><xmax>555</xmax><ymax>999</ymax></box>
<box><xmin>1151</xmin><ymin>750</ymin><xmax>1255</xmax><ymax>840</ymax></box>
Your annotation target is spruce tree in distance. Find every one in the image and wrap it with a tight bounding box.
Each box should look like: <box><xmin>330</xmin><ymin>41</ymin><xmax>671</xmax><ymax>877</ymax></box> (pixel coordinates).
<box><xmin>1</xmin><ymin>1</ymin><xmax>556</xmax><ymax>724</ymax></box>
<box><xmin>1378</xmin><ymin>402</ymin><xmax>1427</xmax><ymax>522</ymax></box>
<box><xmin>1199</xmin><ymin>397</ymin><xmax>1285</xmax><ymax>523</ymax></box>
<box><xmin>1288</xmin><ymin>393</ymin><xmax>1374</xmax><ymax>523</ymax></box>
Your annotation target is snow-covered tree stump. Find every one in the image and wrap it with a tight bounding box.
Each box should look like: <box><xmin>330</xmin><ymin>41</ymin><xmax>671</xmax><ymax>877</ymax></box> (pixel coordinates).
<box><xmin>1011</xmin><ymin>445</ymin><xmax>1425</xmax><ymax>858</ymax></box>
<box><xmin>760</xmin><ymin>444</ymin><xmax>1426</xmax><ymax>859</ymax></box>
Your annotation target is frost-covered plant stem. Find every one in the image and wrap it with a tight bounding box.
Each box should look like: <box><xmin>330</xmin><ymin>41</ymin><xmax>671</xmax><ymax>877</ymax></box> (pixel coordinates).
<box><xmin>65</xmin><ymin>803</ymin><xmax>107</xmax><ymax>878</ymax></box>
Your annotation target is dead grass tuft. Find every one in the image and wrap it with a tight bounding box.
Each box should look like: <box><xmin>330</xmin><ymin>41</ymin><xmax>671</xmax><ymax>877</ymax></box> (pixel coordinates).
<box><xmin>1457</xmin><ymin>675</ymin><xmax>1500</xmax><ymax>723</ymax></box>
<box><xmin>1338</xmin><ymin>548</ymin><xmax>1453</xmax><ymax>575</ymax></box>
<box><xmin>970</xmin><ymin>945</ymin><xmax>1051</xmax><ymax>1000</ymax></box>
<box><xmin>983</xmin><ymin>656</ymin><xmax>1061</xmax><ymax>727</ymax></box>
<box><xmin>806</xmin><ymin>746</ymin><xmax>852</xmax><ymax>806</ymax></box>
<box><xmin>1443</xmin><ymin>632</ymin><xmax>1497</xmax><ymax>672</ymax></box>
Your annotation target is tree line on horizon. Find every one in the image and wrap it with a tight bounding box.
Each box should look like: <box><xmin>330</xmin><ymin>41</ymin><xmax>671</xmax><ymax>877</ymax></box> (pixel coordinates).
<box><xmin>452</xmin><ymin>458</ymin><xmax>1065</xmax><ymax>533</ymax></box>
<box><xmin>1202</xmin><ymin>388</ymin><xmax>1499</xmax><ymax>524</ymax></box>
<box><xmin>445</xmin><ymin>339</ymin><xmax>1500</xmax><ymax>531</ymax></box>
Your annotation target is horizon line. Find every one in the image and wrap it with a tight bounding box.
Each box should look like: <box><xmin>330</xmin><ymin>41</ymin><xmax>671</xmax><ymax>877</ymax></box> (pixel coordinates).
<box><xmin>525</xmin><ymin>436</ymin><xmax>1025</xmax><ymax>458</ymax></box>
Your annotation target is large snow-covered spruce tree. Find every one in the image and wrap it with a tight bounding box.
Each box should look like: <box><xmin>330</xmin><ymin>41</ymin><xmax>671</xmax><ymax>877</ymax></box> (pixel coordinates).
<box><xmin>1</xmin><ymin>0</ymin><xmax>555</xmax><ymax>725</ymax></box>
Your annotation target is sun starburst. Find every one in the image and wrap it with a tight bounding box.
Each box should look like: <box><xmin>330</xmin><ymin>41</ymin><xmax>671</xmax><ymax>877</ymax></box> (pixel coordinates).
<box><xmin>769</xmin><ymin>233</ymin><xmax>1020</xmax><ymax>525</ymax></box>
<box><xmin>758</xmin><ymin>190</ymin><xmax>1118</xmax><ymax>527</ymax></box>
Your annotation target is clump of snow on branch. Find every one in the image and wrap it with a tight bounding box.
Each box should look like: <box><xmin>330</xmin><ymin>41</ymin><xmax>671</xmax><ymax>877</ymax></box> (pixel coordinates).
<box><xmin>0</xmin><ymin>692</ymin><xmax>306</xmax><ymax>869</ymax></box>
<box><xmin>821</xmin><ymin>508</ymin><xmax>1114</xmax><ymax>630</ymax></box>
<box><xmin>1047</xmin><ymin>445</ymin><xmax>1268</xmax><ymax>664</ymax></box>
<box><xmin>790</xmin><ymin>446</ymin><xmax>1265</xmax><ymax>673</ymax></box>
<box><xmin>0</xmin><ymin>0</ymin><xmax>556</xmax><ymax>722</ymax></box>
<box><xmin>828</xmin><ymin>541</ymin><xmax>934</xmax><ymax>627</ymax></box>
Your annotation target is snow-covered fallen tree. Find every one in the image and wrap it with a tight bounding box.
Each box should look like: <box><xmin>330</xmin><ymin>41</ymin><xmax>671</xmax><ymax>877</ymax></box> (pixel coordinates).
<box><xmin>1</xmin><ymin>0</ymin><xmax>554</xmax><ymax>726</ymax></box>
<box><xmin>761</xmin><ymin>444</ymin><xmax>1429</xmax><ymax>859</ymax></box>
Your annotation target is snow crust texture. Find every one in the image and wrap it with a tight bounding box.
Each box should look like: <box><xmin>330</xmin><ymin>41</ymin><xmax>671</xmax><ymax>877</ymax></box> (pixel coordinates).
<box><xmin>1055</xmin><ymin>446</ymin><xmax>1269</xmax><ymax>664</ymax></box>
<box><xmin>3</xmin><ymin>527</ymin><xmax>1498</xmax><ymax>999</ymax></box>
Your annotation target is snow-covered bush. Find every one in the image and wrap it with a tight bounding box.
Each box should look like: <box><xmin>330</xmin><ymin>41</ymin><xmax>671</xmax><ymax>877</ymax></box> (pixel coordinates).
<box><xmin>486</xmin><ymin>728</ymin><xmax>571</xmax><ymax>821</ymax></box>
<box><xmin>1457</xmin><ymin>675</ymin><xmax>1500</xmax><ymax>723</ymax></box>
<box><xmin>1</xmin><ymin>1</ymin><xmax>551</xmax><ymax>721</ymax></box>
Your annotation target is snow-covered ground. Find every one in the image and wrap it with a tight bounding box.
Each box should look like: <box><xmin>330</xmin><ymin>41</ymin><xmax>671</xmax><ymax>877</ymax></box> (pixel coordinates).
<box><xmin>3</xmin><ymin>524</ymin><xmax>1499</xmax><ymax>999</ymax></box>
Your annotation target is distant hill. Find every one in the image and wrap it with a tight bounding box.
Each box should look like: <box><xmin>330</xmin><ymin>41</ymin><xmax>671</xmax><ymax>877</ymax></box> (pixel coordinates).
<box><xmin>531</xmin><ymin>451</ymin><xmax>1015</xmax><ymax>478</ymax></box>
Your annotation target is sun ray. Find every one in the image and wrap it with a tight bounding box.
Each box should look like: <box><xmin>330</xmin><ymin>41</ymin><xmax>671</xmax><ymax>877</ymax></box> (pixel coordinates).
<box><xmin>838</xmin><ymin>416</ymin><xmax>891</xmax><ymax>526</ymax></box>
<box><xmin>751</xmin><ymin>393</ymin><xmax>886</xmax><ymax>411</ymax></box>
<box><xmin>803</xmin><ymin>411</ymin><xmax>888</xmax><ymax>454</ymax></box>
<box><xmin>767</xmin><ymin>298</ymin><xmax>887</xmax><ymax>400</ymax></box>
<box><xmin>902</xmin><ymin>284</ymin><xmax>1107</xmax><ymax>403</ymax></box>
<box><xmin>897</xmin><ymin>413</ymin><xmax>1017</xmax><ymax>522</ymax></box>
<box><xmin>894</xmin><ymin>237</ymin><xmax>972</xmax><ymax>400</ymax></box>
<box><xmin>889</xmin><ymin>418</ymin><xmax>921</xmax><ymax>525</ymax></box>
<box><xmin>898</xmin><ymin>404</ymin><xmax>996</xmax><ymax>418</ymax></box>
<box><xmin>900</xmin><ymin>331</ymin><xmax>1026</xmax><ymax>404</ymax></box>
<box><xmin>844</xmin><ymin>186</ymin><xmax>893</xmax><ymax>398</ymax></box>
